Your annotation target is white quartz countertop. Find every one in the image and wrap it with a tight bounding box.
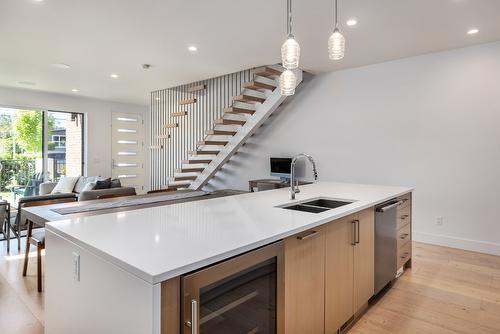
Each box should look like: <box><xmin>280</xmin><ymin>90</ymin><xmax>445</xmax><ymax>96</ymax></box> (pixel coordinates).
<box><xmin>46</xmin><ymin>182</ymin><xmax>413</xmax><ymax>284</ymax></box>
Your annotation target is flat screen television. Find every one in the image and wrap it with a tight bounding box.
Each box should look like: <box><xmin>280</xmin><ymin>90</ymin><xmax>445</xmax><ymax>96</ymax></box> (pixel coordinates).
<box><xmin>270</xmin><ymin>157</ymin><xmax>292</xmax><ymax>180</ymax></box>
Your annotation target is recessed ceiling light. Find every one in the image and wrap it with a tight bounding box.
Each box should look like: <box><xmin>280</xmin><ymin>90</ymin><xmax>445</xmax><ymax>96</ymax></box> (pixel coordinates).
<box><xmin>346</xmin><ymin>19</ymin><xmax>357</xmax><ymax>26</ymax></box>
<box><xmin>71</xmin><ymin>88</ymin><xmax>79</xmax><ymax>92</ymax></box>
<box><xmin>110</xmin><ymin>73</ymin><xmax>119</xmax><ymax>79</ymax></box>
<box><xmin>51</xmin><ymin>63</ymin><xmax>71</xmax><ymax>69</ymax></box>
<box><xmin>467</xmin><ymin>28</ymin><xmax>479</xmax><ymax>35</ymax></box>
<box><xmin>188</xmin><ymin>46</ymin><xmax>198</xmax><ymax>52</ymax></box>
<box><xmin>18</xmin><ymin>81</ymin><xmax>37</xmax><ymax>86</ymax></box>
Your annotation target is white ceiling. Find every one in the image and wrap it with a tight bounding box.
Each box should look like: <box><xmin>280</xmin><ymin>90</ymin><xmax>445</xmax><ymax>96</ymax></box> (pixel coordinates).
<box><xmin>1</xmin><ymin>0</ymin><xmax>500</xmax><ymax>106</ymax></box>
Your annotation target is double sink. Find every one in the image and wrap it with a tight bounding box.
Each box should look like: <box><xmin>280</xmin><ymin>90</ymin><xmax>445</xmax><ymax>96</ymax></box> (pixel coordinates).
<box><xmin>279</xmin><ymin>198</ymin><xmax>354</xmax><ymax>214</ymax></box>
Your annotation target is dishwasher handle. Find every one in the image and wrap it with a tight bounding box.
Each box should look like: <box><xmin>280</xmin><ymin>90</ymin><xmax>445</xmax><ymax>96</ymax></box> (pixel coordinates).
<box><xmin>376</xmin><ymin>200</ymin><xmax>403</xmax><ymax>212</ymax></box>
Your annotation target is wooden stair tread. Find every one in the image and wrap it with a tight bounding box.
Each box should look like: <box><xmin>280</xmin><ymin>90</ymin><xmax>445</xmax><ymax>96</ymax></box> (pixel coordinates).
<box><xmin>182</xmin><ymin>159</ymin><xmax>212</xmax><ymax>164</ymax></box>
<box><xmin>189</xmin><ymin>150</ymin><xmax>220</xmax><ymax>155</ymax></box>
<box><xmin>179</xmin><ymin>98</ymin><xmax>196</xmax><ymax>105</ymax></box>
<box><xmin>254</xmin><ymin>66</ymin><xmax>283</xmax><ymax>77</ymax></box>
<box><xmin>187</xmin><ymin>84</ymin><xmax>206</xmax><ymax>93</ymax></box>
<box><xmin>242</xmin><ymin>81</ymin><xmax>276</xmax><ymax>91</ymax></box>
<box><xmin>174</xmin><ymin>176</ymin><xmax>198</xmax><ymax>181</ymax></box>
<box><xmin>197</xmin><ymin>140</ymin><xmax>228</xmax><ymax>146</ymax></box>
<box><xmin>166</xmin><ymin>183</ymin><xmax>190</xmax><ymax>189</ymax></box>
<box><xmin>171</xmin><ymin>111</ymin><xmax>187</xmax><ymax>117</ymax></box>
<box><xmin>214</xmin><ymin>118</ymin><xmax>246</xmax><ymax>126</ymax></box>
<box><xmin>224</xmin><ymin>106</ymin><xmax>255</xmax><ymax>115</ymax></box>
<box><xmin>157</xmin><ymin>134</ymin><xmax>171</xmax><ymax>139</ymax></box>
<box><xmin>207</xmin><ymin>129</ymin><xmax>237</xmax><ymax>136</ymax></box>
<box><xmin>233</xmin><ymin>94</ymin><xmax>266</xmax><ymax>103</ymax></box>
<box><xmin>176</xmin><ymin>168</ymin><xmax>205</xmax><ymax>173</ymax></box>
<box><xmin>164</xmin><ymin>123</ymin><xmax>178</xmax><ymax>128</ymax></box>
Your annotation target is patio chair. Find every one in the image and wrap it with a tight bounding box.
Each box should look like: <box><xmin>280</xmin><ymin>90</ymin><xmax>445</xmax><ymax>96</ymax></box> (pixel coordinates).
<box><xmin>12</xmin><ymin>173</ymin><xmax>44</xmax><ymax>201</ymax></box>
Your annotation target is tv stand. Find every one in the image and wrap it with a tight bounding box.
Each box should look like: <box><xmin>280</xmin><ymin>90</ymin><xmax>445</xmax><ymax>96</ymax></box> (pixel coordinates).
<box><xmin>248</xmin><ymin>179</ymin><xmax>313</xmax><ymax>192</ymax></box>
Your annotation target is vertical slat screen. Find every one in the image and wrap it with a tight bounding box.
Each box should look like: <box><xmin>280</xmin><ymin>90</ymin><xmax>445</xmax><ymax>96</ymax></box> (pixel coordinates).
<box><xmin>150</xmin><ymin>68</ymin><xmax>252</xmax><ymax>190</ymax></box>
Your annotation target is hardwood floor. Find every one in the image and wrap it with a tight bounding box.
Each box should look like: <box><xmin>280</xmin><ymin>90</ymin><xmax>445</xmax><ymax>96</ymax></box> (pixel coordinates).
<box><xmin>0</xmin><ymin>239</ymin><xmax>499</xmax><ymax>334</ymax></box>
<box><xmin>0</xmin><ymin>237</ymin><xmax>44</xmax><ymax>334</ymax></box>
<box><xmin>349</xmin><ymin>242</ymin><xmax>500</xmax><ymax>334</ymax></box>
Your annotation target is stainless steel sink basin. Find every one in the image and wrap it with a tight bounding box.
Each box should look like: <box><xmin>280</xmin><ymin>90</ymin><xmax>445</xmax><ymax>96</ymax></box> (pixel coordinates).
<box><xmin>283</xmin><ymin>204</ymin><xmax>330</xmax><ymax>213</ymax></box>
<box><xmin>278</xmin><ymin>197</ymin><xmax>354</xmax><ymax>214</ymax></box>
<box><xmin>301</xmin><ymin>198</ymin><xmax>353</xmax><ymax>209</ymax></box>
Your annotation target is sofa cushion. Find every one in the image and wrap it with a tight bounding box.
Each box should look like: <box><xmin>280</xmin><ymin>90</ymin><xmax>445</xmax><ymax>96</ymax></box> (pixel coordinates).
<box><xmin>51</xmin><ymin>176</ymin><xmax>80</xmax><ymax>194</ymax></box>
<box><xmin>110</xmin><ymin>178</ymin><xmax>122</xmax><ymax>188</ymax></box>
<box><xmin>93</xmin><ymin>178</ymin><xmax>111</xmax><ymax>190</ymax></box>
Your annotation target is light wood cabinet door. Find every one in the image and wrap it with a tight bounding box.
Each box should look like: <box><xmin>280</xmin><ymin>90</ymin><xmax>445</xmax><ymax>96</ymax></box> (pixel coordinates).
<box><xmin>325</xmin><ymin>216</ymin><xmax>355</xmax><ymax>333</ymax></box>
<box><xmin>353</xmin><ymin>208</ymin><xmax>375</xmax><ymax>311</ymax></box>
<box><xmin>284</xmin><ymin>228</ymin><xmax>325</xmax><ymax>334</ymax></box>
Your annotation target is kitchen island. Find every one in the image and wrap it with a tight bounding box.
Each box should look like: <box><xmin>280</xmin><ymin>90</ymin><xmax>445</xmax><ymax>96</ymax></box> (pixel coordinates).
<box><xmin>45</xmin><ymin>182</ymin><xmax>413</xmax><ymax>334</ymax></box>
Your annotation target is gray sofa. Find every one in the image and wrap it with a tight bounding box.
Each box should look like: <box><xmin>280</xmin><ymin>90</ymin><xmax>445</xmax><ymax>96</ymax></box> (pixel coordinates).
<box><xmin>39</xmin><ymin>176</ymin><xmax>136</xmax><ymax>201</ymax></box>
<box><xmin>10</xmin><ymin>176</ymin><xmax>136</xmax><ymax>251</ymax></box>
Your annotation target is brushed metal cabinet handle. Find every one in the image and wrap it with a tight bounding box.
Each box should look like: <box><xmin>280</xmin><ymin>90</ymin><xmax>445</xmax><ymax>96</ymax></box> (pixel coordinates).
<box><xmin>351</xmin><ymin>221</ymin><xmax>356</xmax><ymax>246</ymax></box>
<box><xmin>297</xmin><ymin>230</ymin><xmax>319</xmax><ymax>241</ymax></box>
<box><xmin>355</xmin><ymin>220</ymin><xmax>360</xmax><ymax>244</ymax></box>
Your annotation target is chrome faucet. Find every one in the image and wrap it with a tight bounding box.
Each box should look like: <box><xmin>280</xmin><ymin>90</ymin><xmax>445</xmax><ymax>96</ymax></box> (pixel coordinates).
<box><xmin>290</xmin><ymin>153</ymin><xmax>318</xmax><ymax>200</ymax></box>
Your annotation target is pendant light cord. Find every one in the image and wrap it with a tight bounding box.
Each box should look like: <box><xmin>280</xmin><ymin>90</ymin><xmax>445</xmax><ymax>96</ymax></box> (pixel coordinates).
<box><xmin>287</xmin><ymin>0</ymin><xmax>292</xmax><ymax>36</ymax></box>
<box><xmin>334</xmin><ymin>0</ymin><xmax>338</xmax><ymax>28</ymax></box>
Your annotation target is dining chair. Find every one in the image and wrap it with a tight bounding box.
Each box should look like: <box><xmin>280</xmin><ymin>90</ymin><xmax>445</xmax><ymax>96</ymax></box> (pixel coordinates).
<box><xmin>21</xmin><ymin>197</ymin><xmax>77</xmax><ymax>292</ymax></box>
<box><xmin>0</xmin><ymin>201</ymin><xmax>10</xmax><ymax>248</ymax></box>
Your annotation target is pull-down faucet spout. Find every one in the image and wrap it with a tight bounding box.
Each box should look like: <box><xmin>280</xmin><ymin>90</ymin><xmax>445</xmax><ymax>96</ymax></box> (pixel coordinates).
<box><xmin>290</xmin><ymin>153</ymin><xmax>318</xmax><ymax>200</ymax></box>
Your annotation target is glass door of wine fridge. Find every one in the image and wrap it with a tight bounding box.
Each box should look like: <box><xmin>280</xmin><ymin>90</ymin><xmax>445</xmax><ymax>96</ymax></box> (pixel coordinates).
<box><xmin>182</xmin><ymin>241</ymin><xmax>284</xmax><ymax>334</ymax></box>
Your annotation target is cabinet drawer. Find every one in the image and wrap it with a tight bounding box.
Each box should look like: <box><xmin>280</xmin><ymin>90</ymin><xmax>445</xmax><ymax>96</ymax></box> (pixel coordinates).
<box><xmin>397</xmin><ymin>240</ymin><xmax>412</xmax><ymax>269</ymax></box>
<box><xmin>396</xmin><ymin>193</ymin><xmax>411</xmax><ymax>211</ymax></box>
<box><xmin>397</xmin><ymin>223</ymin><xmax>411</xmax><ymax>249</ymax></box>
<box><xmin>397</xmin><ymin>206</ymin><xmax>411</xmax><ymax>230</ymax></box>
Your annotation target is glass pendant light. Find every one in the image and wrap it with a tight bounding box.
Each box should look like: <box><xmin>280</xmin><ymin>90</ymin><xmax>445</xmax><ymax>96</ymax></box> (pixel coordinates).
<box><xmin>280</xmin><ymin>69</ymin><xmax>297</xmax><ymax>96</ymax></box>
<box><xmin>328</xmin><ymin>0</ymin><xmax>345</xmax><ymax>60</ymax></box>
<box><xmin>281</xmin><ymin>0</ymin><xmax>300</xmax><ymax>69</ymax></box>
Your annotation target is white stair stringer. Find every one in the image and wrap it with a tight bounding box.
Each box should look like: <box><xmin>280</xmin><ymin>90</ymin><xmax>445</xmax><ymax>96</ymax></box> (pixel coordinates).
<box><xmin>189</xmin><ymin>69</ymin><xmax>303</xmax><ymax>190</ymax></box>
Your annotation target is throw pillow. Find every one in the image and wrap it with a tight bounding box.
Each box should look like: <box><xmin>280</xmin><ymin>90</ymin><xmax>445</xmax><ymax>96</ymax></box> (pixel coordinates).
<box><xmin>81</xmin><ymin>182</ymin><xmax>96</xmax><ymax>192</ymax></box>
<box><xmin>93</xmin><ymin>178</ymin><xmax>111</xmax><ymax>190</ymax></box>
<box><xmin>110</xmin><ymin>179</ymin><xmax>121</xmax><ymax>188</ymax></box>
<box><xmin>50</xmin><ymin>176</ymin><xmax>80</xmax><ymax>194</ymax></box>
<box><xmin>74</xmin><ymin>176</ymin><xmax>95</xmax><ymax>193</ymax></box>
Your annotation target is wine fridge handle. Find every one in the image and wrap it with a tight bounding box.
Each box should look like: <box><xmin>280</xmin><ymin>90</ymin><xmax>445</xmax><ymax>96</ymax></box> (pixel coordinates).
<box><xmin>191</xmin><ymin>299</ymin><xmax>198</xmax><ymax>334</ymax></box>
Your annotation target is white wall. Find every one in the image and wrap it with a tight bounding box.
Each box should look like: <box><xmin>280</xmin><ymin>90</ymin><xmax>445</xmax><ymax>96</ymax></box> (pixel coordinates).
<box><xmin>210</xmin><ymin>41</ymin><xmax>500</xmax><ymax>256</ymax></box>
<box><xmin>0</xmin><ymin>87</ymin><xmax>149</xmax><ymax>188</ymax></box>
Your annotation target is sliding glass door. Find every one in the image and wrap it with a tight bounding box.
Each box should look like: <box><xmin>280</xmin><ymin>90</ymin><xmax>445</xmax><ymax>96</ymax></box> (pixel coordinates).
<box><xmin>0</xmin><ymin>107</ymin><xmax>84</xmax><ymax>203</ymax></box>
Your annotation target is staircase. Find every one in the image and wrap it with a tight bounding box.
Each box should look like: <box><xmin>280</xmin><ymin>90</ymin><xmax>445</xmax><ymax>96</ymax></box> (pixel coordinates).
<box><xmin>165</xmin><ymin>65</ymin><xmax>303</xmax><ymax>191</ymax></box>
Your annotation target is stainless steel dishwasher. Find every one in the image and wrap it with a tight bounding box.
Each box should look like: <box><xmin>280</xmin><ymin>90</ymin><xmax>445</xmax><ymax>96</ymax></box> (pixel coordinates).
<box><xmin>374</xmin><ymin>199</ymin><xmax>402</xmax><ymax>294</ymax></box>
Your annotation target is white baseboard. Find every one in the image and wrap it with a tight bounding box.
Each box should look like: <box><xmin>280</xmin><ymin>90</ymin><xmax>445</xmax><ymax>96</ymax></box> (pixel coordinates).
<box><xmin>413</xmin><ymin>231</ymin><xmax>500</xmax><ymax>256</ymax></box>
